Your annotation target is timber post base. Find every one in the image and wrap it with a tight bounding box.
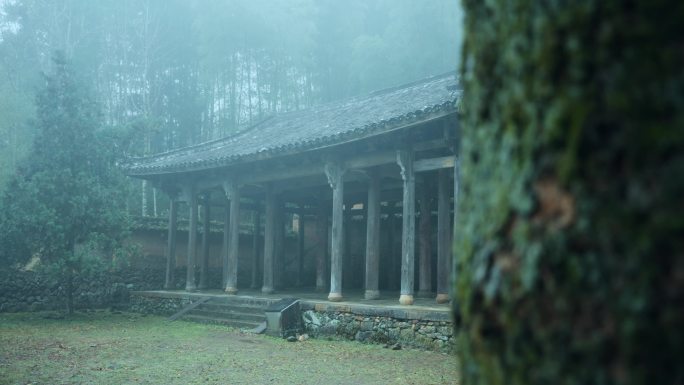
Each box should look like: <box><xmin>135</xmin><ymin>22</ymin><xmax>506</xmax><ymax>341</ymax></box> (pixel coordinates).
<box><xmin>261</xmin><ymin>287</ymin><xmax>274</xmax><ymax>295</ymax></box>
<box><xmin>225</xmin><ymin>287</ymin><xmax>238</xmax><ymax>295</ymax></box>
<box><xmin>328</xmin><ymin>292</ymin><xmax>343</xmax><ymax>302</ymax></box>
<box><xmin>364</xmin><ymin>290</ymin><xmax>381</xmax><ymax>300</ymax></box>
<box><xmin>399</xmin><ymin>294</ymin><xmax>414</xmax><ymax>306</ymax></box>
<box><xmin>435</xmin><ymin>293</ymin><xmax>450</xmax><ymax>304</ymax></box>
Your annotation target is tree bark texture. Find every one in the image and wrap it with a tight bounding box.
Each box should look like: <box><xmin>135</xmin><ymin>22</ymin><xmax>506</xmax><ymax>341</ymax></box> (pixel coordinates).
<box><xmin>456</xmin><ymin>2</ymin><xmax>684</xmax><ymax>384</ymax></box>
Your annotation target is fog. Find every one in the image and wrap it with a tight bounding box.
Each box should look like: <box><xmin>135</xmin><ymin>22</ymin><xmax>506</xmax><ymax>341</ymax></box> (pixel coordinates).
<box><xmin>0</xmin><ymin>0</ymin><xmax>463</xmax><ymax>192</ymax></box>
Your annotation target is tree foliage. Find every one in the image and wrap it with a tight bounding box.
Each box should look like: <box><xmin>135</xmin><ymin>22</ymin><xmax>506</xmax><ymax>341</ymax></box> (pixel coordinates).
<box><xmin>0</xmin><ymin>53</ymin><xmax>130</xmax><ymax>313</ymax></box>
<box><xmin>455</xmin><ymin>1</ymin><xmax>684</xmax><ymax>384</ymax></box>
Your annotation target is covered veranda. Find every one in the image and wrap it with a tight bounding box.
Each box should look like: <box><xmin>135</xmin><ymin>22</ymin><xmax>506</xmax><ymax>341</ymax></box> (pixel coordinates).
<box><xmin>126</xmin><ymin>73</ymin><xmax>461</xmax><ymax>306</ymax></box>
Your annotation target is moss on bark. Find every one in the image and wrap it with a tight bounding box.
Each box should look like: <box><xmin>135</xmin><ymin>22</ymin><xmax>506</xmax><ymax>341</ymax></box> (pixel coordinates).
<box><xmin>455</xmin><ymin>2</ymin><xmax>684</xmax><ymax>384</ymax></box>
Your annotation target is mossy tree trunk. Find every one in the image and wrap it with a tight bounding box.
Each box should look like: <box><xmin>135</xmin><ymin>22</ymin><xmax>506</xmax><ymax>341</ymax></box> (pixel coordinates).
<box><xmin>454</xmin><ymin>2</ymin><xmax>684</xmax><ymax>384</ymax></box>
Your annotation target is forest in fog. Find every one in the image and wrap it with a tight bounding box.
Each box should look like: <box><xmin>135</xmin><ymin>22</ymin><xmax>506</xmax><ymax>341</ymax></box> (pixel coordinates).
<box><xmin>0</xmin><ymin>0</ymin><xmax>463</xmax><ymax>215</ymax></box>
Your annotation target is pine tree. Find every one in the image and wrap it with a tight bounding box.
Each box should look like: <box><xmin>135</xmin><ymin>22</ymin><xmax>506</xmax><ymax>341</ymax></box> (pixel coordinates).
<box><xmin>0</xmin><ymin>52</ymin><xmax>130</xmax><ymax>314</ymax></box>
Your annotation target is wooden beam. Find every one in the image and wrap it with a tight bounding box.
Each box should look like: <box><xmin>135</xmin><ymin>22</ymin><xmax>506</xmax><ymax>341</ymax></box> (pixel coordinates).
<box><xmin>345</xmin><ymin>151</ymin><xmax>396</xmax><ymax>170</ymax></box>
<box><xmin>183</xmin><ymin>143</ymin><xmax>452</xmax><ymax>191</ymax></box>
<box><xmin>414</xmin><ymin>155</ymin><xmax>455</xmax><ymax>173</ymax></box>
<box><xmin>241</xmin><ymin>164</ymin><xmax>323</xmax><ymax>185</ymax></box>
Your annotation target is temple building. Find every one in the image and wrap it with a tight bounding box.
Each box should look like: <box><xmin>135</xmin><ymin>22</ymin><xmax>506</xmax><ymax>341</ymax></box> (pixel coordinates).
<box><xmin>126</xmin><ymin>72</ymin><xmax>461</xmax><ymax>306</ymax></box>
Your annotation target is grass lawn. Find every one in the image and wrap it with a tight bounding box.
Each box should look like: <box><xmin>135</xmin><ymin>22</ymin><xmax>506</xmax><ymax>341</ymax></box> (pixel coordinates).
<box><xmin>0</xmin><ymin>311</ymin><xmax>458</xmax><ymax>384</ymax></box>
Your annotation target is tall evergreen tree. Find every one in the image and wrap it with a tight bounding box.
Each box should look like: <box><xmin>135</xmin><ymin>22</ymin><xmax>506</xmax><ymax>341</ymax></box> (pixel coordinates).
<box><xmin>0</xmin><ymin>52</ymin><xmax>129</xmax><ymax>314</ymax></box>
<box><xmin>455</xmin><ymin>2</ymin><xmax>684</xmax><ymax>384</ymax></box>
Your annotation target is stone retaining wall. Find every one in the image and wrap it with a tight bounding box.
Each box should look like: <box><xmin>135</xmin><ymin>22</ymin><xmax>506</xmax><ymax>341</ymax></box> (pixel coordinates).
<box><xmin>302</xmin><ymin>310</ymin><xmax>455</xmax><ymax>353</ymax></box>
<box><xmin>126</xmin><ymin>291</ymin><xmax>456</xmax><ymax>353</ymax></box>
<box><xmin>129</xmin><ymin>294</ymin><xmax>190</xmax><ymax>316</ymax></box>
<box><xmin>0</xmin><ymin>267</ymin><xmax>166</xmax><ymax>312</ymax></box>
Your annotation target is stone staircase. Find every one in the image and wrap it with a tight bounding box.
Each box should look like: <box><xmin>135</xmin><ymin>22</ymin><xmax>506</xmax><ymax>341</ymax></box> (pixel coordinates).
<box><xmin>178</xmin><ymin>296</ymin><xmax>275</xmax><ymax>330</ymax></box>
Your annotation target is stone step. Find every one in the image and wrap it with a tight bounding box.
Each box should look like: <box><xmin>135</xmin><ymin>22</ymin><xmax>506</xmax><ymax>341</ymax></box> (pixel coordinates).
<box><xmin>181</xmin><ymin>314</ymin><xmax>262</xmax><ymax>329</ymax></box>
<box><xmin>207</xmin><ymin>296</ymin><xmax>277</xmax><ymax>308</ymax></box>
<box><xmin>198</xmin><ymin>302</ymin><xmax>265</xmax><ymax>314</ymax></box>
<box><xmin>190</xmin><ymin>309</ymin><xmax>265</xmax><ymax>323</ymax></box>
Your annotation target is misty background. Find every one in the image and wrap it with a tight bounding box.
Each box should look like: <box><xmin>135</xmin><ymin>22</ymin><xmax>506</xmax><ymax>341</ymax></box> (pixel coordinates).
<box><xmin>0</xmin><ymin>0</ymin><xmax>463</xmax><ymax>216</ymax></box>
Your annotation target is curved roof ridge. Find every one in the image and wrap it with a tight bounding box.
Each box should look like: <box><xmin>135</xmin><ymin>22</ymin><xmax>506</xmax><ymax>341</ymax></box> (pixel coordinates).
<box><xmin>367</xmin><ymin>71</ymin><xmax>457</xmax><ymax>97</ymax></box>
<box><xmin>126</xmin><ymin>72</ymin><xmax>460</xmax><ymax>175</ymax></box>
<box><xmin>128</xmin><ymin>115</ymin><xmax>277</xmax><ymax>162</ymax></box>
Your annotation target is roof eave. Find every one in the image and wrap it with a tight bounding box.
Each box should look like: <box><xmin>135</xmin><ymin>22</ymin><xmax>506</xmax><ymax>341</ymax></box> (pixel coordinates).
<box><xmin>126</xmin><ymin>106</ymin><xmax>458</xmax><ymax>178</ymax></box>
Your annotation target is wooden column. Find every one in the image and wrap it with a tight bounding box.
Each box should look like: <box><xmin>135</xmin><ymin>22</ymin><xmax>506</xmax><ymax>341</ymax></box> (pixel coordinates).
<box><xmin>417</xmin><ymin>175</ymin><xmax>433</xmax><ymax>298</ymax></box>
<box><xmin>364</xmin><ymin>171</ymin><xmax>381</xmax><ymax>299</ymax></box>
<box><xmin>343</xmin><ymin>204</ymin><xmax>352</xmax><ymax>288</ymax></box>
<box><xmin>325</xmin><ymin>161</ymin><xmax>345</xmax><ymax>302</ymax></box>
<box><xmin>296</xmin><ymin>209</ymin><xmax>305</xmax><ymax>287</ymax></box>
<box><xmin>222</xmin><ymin>201</ymin><xmax>230</xmax><ymax>288</ymax></box>
<box><xmin>262</xmin><ymin>184</ymin><xmax>275</xmax><ymax>294</ymax></box>
<box><xmin>274</xmin><ymin>197</ymin><xmax>284</xmax><ymax>289</ymax></box>
<box><xmin>185</xmin><ymin>186</ymin><xmax>198</xmax><ymax>291</ymax></box>
<box><xmin>436</xmin><ymin>168</ymin><xmax>452</xmax><ymax>303</ymax></box>
<box><xmin>315</xmin><ymin>201</ymin><xmax>328</xmax><ymax>292</ymax></box>
<box><xmin>198</xmin><ymin>200</ymin><xmax>211</xmax><ymax>290</ymax></box>
<box><xmin>224</xmin><ymin>182</ymin><xmax>240</xmax><ymax>294</ymax></box>
<box><xmin>451</xmin><ymin>158</ymin><xmax>460</xmax><ymax>297</ymax></box>
<box><xmin>164</xmin><ymin>199</ymin><xmax>178</xmax><ymax>290</ymax></box>
<box><xmin>250</xmin><ymin>210</ymin><xmax>261</xmax><ymax>289</ymax></box>
<box><xmin>387</xmin><ymin>206</ymin><xmax>399</xmax><ymax>290</ymax></box>
<box><xmin>397</xmin><ymin>149</ymin><xmax>416</xmax><ymax>305</ymax></box>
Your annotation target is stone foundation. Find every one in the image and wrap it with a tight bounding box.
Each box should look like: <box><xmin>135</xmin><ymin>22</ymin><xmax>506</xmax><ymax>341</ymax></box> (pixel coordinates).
<box><xmin>302</xmin><ymin>310</ymin><xmax>455</xmax><ymax>353</ymax></box>
<box><xmin>0</xmin><ymin>267</ymin><xmax>167</xmax><ymax>313</ymax></box>
<box><xmin>129</xmin><ymin>294</ymin><xmax>191</xmax><ymax>316</ymax></box>
<box><xmin>127</xmin><ymin>290</ymin><xmax>455</xmax><ymax>354</ymax></box>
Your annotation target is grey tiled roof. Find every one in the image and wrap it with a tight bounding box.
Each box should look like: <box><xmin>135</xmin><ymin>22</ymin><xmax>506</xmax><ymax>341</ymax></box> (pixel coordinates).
<box><xmin>126</xmin><ymin>72</ymin><xmax>460</xmax><ymax>176</ymax></box>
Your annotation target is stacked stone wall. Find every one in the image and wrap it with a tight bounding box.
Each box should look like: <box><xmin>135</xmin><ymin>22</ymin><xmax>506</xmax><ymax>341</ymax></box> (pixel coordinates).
<box><xmin>129</xmin><ymin>295</ymin><xmax>190</xmax><ymax>316</ymax></box>
<box><xmin>302</xmin><ymin>310</ymin><xmax>455</xmax><ymax>353</ymax></box>
<box><xmin>0</xmin><ymin>267</ymin><xmax>167</xmax><ymax>312</ymax></box>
